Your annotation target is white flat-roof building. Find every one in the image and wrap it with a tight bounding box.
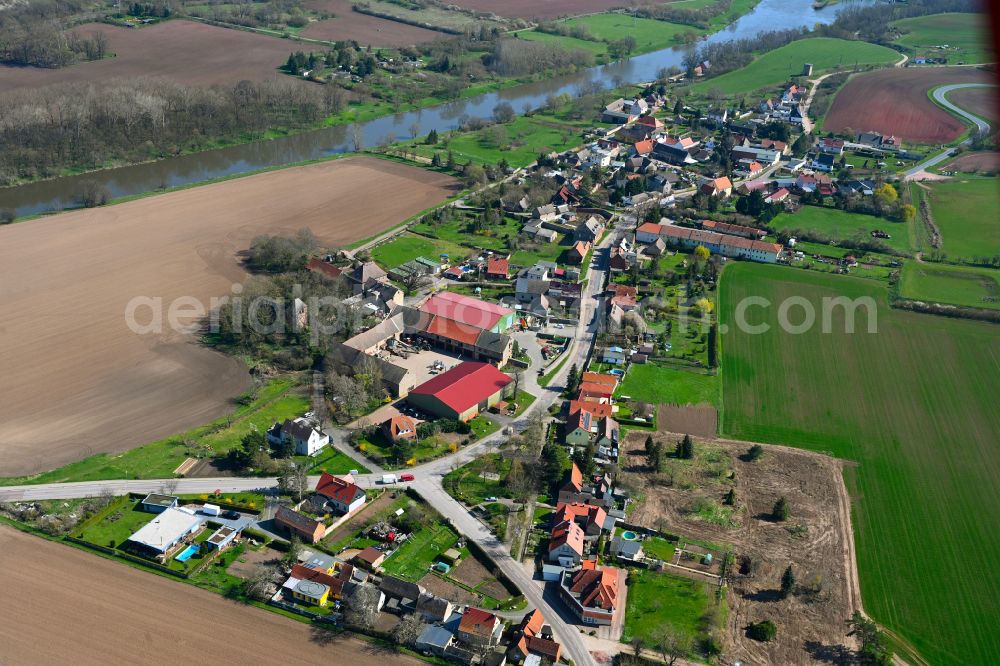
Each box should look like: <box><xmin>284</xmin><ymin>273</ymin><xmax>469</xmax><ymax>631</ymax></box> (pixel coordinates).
<box><xmin>127</xmin><ymin>507</ymin><xmax>203</xmax><ymax>555</ymax></box>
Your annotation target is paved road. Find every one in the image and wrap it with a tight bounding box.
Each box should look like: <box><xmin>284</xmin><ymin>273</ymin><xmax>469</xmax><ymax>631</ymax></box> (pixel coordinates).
<box><xmin>905</xmin><ymin>83</ymin><xmax>996</xmax><ymax>179</ymax></box>
<box><xmin>0</xmin><ymin>227</ymin><xmax>615</xmax><ymax>666</ymax></box>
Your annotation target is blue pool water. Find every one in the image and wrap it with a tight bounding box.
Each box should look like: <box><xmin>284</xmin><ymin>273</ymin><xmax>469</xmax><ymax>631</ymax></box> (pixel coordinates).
<box><xmin>175</xmin><ymin>545</ymin><xmax>200</xmax><ymax>562</ymax></box>
<box><xmin>622</xmin><ymin>531</ymin><xmax>638</xmax><ymax>541</ymax></box>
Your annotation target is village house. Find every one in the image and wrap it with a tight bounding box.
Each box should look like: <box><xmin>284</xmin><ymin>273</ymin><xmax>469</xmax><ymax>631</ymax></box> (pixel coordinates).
<box><xmin>574</xmin><ymin>216</ymin><xmax>605</xmax><ymax>243</ymax></box>
<box><xmin>457</xmin><ymin>607</ymin><xmax>504</xmax><ymax>650</ymax></box>
<box><xmin>819</xmin><ymin>137</ymin><xmax>845</xmax><ymax>155</ymax></box>
<box><xmin>549</xmin><ymin>518</ymin><xmax>585</xmax><ymax>566</ymax></box>
<box><xmin>382</xmin><ymin>414</ymin><xmax>417</xmax><ymax>442</ymax></box>
<box><xmin>353</xmin><ymin>546</ymin><xmax>386</xmax><ymax>571</ymax></box>
<box><xmin>701</xmin><ymin>219</ymin><xmax>767</xmax><ymax>240</ymax></box>
<box><xmin>508</xmin><ymin>610</ymin><xmax>562</xmax><ymax>664</ymax></box>
<box><xmin>266</xmin><ymin>416</ymin><xmax>330</xmax><ymax>456</ymax></box>
<box><xmin>554</xmin><ymin>502</ymin><xmax>611</xmax><ymax>538</ymax></box>
<box><xmin>485</xmin><ymin>256</ymin><xmax>510</xmax><ymax>281</ymax></box>
<box><xmin>314</xmin><ymin>472</ymin><xmax>366</xmax><ymax>515</ymax></box>
<box><xmin>558</xmin><ymin>564</ymin><xmax>622</xmax><ymax>625</ymax></box>
<box><xmin>274</xmin><ymin>506</ymin><xmax>325</xmax><ymax>544</ymax></box>
<box><xmin>567</xmin><ymin>241</ymin><xmax>591</xmax><ymax>264</ymax></box>
<box><xmin>700</xmin><ymin>176</ymin><xmax>733</xmax><ymax>197</ymax></box>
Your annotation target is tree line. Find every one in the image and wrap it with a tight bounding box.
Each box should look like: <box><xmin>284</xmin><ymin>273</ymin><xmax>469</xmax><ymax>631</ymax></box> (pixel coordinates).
<box><xmin>0</xmin><ymin>0</ymin><xmax>108</xmax><ymax>68</ymax></box>
<box><xmin>0</xmin><ymin>78</ymin><xmax>347</xmax><ymax>186</ymax></box>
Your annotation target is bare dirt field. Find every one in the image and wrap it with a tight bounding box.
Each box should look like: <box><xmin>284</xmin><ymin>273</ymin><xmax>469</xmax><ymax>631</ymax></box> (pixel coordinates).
<box><xmin>227</xmin><ymin>545</ymin><xmax>284</xmax><ymax>579</ymax></box>
<box><xmin>824</xmin><ymin>67</ymin><xmax>994</xmax><ymax>144</ymax></box>
<box><xmin>621</xmin><ymin>431</ymin><xmax>859</xmax><ymax>665</ymax></box>
<box><xmin>0</xmin><ymin>157</ymin><xmax>459</xmax><ymax>476</ymax></box>
<box><xmin>303</xmin><ymin>0</ymin><xmax>448</xmax><ymax>45</ymax></box>
<box><xmin>944</xmin><ymin>151</ymin><xmax>1000</xmax><ymax>173</ymax></box>
<box><xmin>0</xmin><ymin>20</ymin><xmax>301</xmax><ymax>92</ymax></box>
<box><xmin>448</xmin><ymin>0</ymin><xmax>627</xmax><ymax>20</ymax></box>
<box><xmin>657</xmin><ymin>404</ymin><xmax>718</xmax><ymax>438</ymax></box>
<box><xmin>948</xmin><ymin>84</ymin><xmax>999</xmax><ymax>124</ymax></box>
<box><xmin>419</xmin><ymin>571</ymin><xmax>480</xmax><ymax>605</ymax></box>
<box><xmin>0</xmin><ymin>525</ymin><xmax>424</xmax><ymax>666</ymax></box>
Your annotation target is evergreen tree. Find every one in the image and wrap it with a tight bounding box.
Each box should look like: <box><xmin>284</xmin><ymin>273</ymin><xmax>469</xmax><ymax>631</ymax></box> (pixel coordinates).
<box><xmin>772</xmin><ymin>496</ymin><xmax>789</xmax><ymax>521</ymax></box>
<box><xmin>425</xmin><ymin>129</ymin><xmax>439</xmax><ymax>144</ymax></box>
<box><xmin>446</xmin><ymin>150</ymin><xmax>456</xmax><ymax>170</ymax></box>
<box><xmin>707</xmin><ymin>323</ymin><xmax>718</xmax><ymax>369</ymax></box>
<box><xmin>566</xmin><ymin>363</ymin><xmax>580</xmax><ymax>395</ymax></box>
<box><xmin>677</xmin><ymin>434</ymin><xmax>694</xmax><ymax>459</ymax></box>
<box><xmin>644</xmin><ymin>434</ymin><xmax>655</xmax><ymax>456</ymax></box>
<box><xmin>673</xmin><ymin>99</ymin><xmax>683</xmax><ymax>115</ymax></box>
<box><xmin>724</xmin><ymin>488</ymin><xmax>736</xmax><ymax>506</ymax></box>
<box><xmin>780</xmin><ymin>565</ymin><xmax>795</xmax><ymax>598</ymax></box>
<box><xmin>746</xmin><ymin>444</ymin><xmax>764</xmax><ymax>461</ymax></box>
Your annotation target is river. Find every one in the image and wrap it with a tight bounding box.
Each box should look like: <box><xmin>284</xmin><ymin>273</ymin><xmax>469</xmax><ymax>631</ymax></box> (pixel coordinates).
<box><xmin>0</xmin><ymin>0</ymin><xmax>867</xmax><ymax>217</ymax></box>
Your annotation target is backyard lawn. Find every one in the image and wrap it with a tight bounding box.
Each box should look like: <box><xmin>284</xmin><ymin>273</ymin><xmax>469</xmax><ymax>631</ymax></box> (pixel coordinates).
<box><xmin>76</xmin><ymin>500</ymin><xmax>156</xmax><ymax>550</ymax></box>
<box><xmin>691</xmin><ymin>38</ymin><xmax>898</xmax><ymax>95</ymax></box>
<box><xmin>616</xmin><ymin>363</ymin><xmax>719</xmax><ymax>407</ymax></box>
<box><xmin>443</xmin><ymin>453</ymin><xmax>512</xmax><ymax>505</ymax></box>
<box><xmin>720</xmin><ymin>263</ymin><xmax>1000</xmax><ymax>665</ymax></box>
<box><xmin>369</xmin><ymin>231</ymin><xmax>471</xmax><ymax>269</ymax></box>
<box><xmin>382</xmin><ymin>521</ymin><xmax>460</xmax><ymax>581</ymax></box>
<box><xmin>622</xmin><ymin>569</ymin><xmax>721</xmax><ymax>649</ymax></box>
<box><xmin>770</xmin><ymin>205</ymin><xmax>913</xmax><ymax>254</ymax></box>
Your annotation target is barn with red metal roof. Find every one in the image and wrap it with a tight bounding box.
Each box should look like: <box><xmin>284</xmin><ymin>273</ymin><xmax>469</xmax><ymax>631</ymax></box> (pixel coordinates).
<box><xmin>405</xmin><ymin>362</ymin><xmax>512</xmax><ymax>421</ymax></box>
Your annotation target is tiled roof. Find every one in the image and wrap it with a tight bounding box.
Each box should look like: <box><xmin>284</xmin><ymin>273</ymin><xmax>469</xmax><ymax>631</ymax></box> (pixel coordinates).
<box><xmin>569</xmin><ymin>567</ymin><xmax>620</xmax><ymax>611</ymax></box>
<box><xmin>426</xmin><ymin>315</ymin><xmax>482</xmax><ymax>346</ymax></box>
<box><xmin>459</xmin><ymin>607</ymin><xmax>499</xmax><ymax>638</ymax></box>
<box><xmin>549</xmin><ymin>519</ymin><xmax>585</xmax><ymax>555</ymax></box>
<box><xmin>315</xmin><ymin>472</ymin><xmax>364</xmax><ymax>505</ymax></box>
<box><xmin>420</xmin><ymin>292</ymin><xmax>512</xmax><ymax>330</ymax></box>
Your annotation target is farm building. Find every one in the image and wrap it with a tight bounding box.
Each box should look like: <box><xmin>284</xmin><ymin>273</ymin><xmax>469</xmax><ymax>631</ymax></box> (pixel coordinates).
<box><xmin>406</xmin><ymin>362</ymin><xmax>512</xmax><ymax>421</ymax></box>
<box><xmin>420</xmin><ymin>291</ymin><xmax>514</xmax><ymax>333</ymax></box>
<box><xmin>274</xmin><ymin>506</ymin><xmax>325</xmax><ymax>544</ymax></box>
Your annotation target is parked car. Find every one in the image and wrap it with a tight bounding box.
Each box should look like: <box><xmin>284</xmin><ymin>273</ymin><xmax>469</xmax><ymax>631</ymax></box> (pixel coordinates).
<box><xmin>400</xmin><ymin>473</ymin><xmax>415</xmax><ymax>482</ymax></box>
<box><xmin>221</xmin><ymin>510</ymin><xmax>240</xmax><ymax>520</ymax></box>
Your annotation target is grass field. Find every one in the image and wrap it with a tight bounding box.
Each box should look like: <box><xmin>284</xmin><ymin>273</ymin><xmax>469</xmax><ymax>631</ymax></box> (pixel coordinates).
<box><xmin>381</xmin><ymin>520</ymin><xmax>460</xmax><ymax>581</ymax></box>
<box><xmin>924</xmin><ymin>178</ymin><xmax>1000</xmax><ymax>260</ymax></box>
<box><xmin>616</xmin><ymin>363</ymin><xmax>719</xmax><ymax>406</ymax></box>
<box><xmin>691</xmin><ymin>38</ymin><xmax>898</xmax><ymax>95</ymax></box>
<box><xmin>413</xmin><ymin>115</ymin><xmax>586</xmax><ymax>167</ymax></box>
<box><xmin>720</xmin><ymin>263</ymin><xmax>1000</xmax><ymax>666</ymax></box>
<box><xmin>900</xmin><ymin>261</ymin><xmax>1000</xmax><ymax>310</ymax></box>
<box><xmin>893</xmin><ymin>12</ymin><xmax>994</xmax><ymax>65</ymax></box>
<box><xmin>370</xmin><ymin>231</ymin><xmax>472</xmax><ymax>269</ymax></box>
<box><xmin>771</xmin><ymin>205</ymin><xmax>913</xmax><ymax>254</ymax></box>
<box><xmin>518</xmin><ymin>30</ymin><xmax>607</xmax><ymax>56</ymax></box>
<box><xmin>561</xmin><ymin>13</ymin><xmax>698</xmax><ymax>55</ymax></box>
<box><xmin>622</xmin><ymin>569</ymin><xmax>720</xmax><ymax>648</ymax></box>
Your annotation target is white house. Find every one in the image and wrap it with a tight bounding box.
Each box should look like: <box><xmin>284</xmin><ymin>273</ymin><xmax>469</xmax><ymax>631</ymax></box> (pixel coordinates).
<box><xmin>548</xmin><ymin>520</ymin><xmax>584</xmax><ymax>567</ymax></box>
<box><xmin>267</xmin><ymin>417</ymin><xmax>330</xmax><ymax>456</ymax></box>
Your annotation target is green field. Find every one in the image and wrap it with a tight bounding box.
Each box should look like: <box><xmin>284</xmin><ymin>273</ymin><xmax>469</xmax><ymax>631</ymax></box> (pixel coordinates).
<box><xmin>381</xmin><ymin>520</ymin><xmax>460</xmax><ymax>581</ymax></box>
<box><xmin>691</xmin><ymin>38</ymin><xmax>899</xmax><ymax>95</ymax></box>
<box><xmin>517</xmin><ymin>30</ymin><xmax>607</xmax><ymax>56</ymax></box>
<box><xmin>771</xmin><ymin>205</ymin><xmax>913</xmax><ymax>254</ymax></box>
<box><xmin>562</xmin><ymin>13</ymin><xmax>700</xmax><ymax>55</ymax></box>
<box><xmin>924</xmin><ymin>178</ymin><xmax>1000</xmax><ymax>260</ymax></box>
<box><xmin>369</xmin><ymin>231</ymin><xmax>472</xmax><ymax>269</ymax></box>
<box><xmin>900</xmin><ymin>261</ymin><xmax>1000</xmax><ymax>310</ymax></box>
<box><xmin>616</xmin><ymin>363</ymin><xmax>719</xmax><ymax>406</ymax></box>
<box><xmin>893</xmin><ymin>13</ymin><xmax>994</xmax><ymax>65</ymax></box>
<box><xmin>622</xmin><ymin>569</ymin><xmax>721</xmax><ymax>649</ymax></box>
<box><xmin>720</xmin><ymin>263</ymin><xmax>1000</xmax><ymax>665</ymax></box>
<box><xmin>413</xmin><ymin>114</ymin><xmax>586</xmax><ymax>168</ymax></box>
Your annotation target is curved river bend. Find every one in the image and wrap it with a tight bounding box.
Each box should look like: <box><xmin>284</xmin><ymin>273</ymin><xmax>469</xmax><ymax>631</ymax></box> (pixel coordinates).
<box><xmin>0</xmin><ymin>0</ymin><xmax>867</xmax><ymax>217</ymax></box>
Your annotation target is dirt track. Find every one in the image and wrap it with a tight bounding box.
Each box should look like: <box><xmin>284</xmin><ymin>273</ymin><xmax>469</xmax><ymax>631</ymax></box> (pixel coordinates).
<box><xmin>824</xmin><ymin>67</ymin><xmax>993</xmax><ymax>144</ymax></box>
<box><xmin>303</xmin><ymin>0</ymin><xmax>448</xmax><ymax>45</ymax></box>
<box><xmin>622</xmin><ymin>431</ymin><xmax>861</xmax><ymax>665</ymax></box>
<box><xmin>0</xmin><ymin>525</ymin><xmax>424</xmax><ymax>666</ymax></box>
<box><xmin>0</xmin><ymin>157</ymin><xmax>458</xmax><ymax>476</ymax></box>
<box><xmin>0</xmin><ymin>20</ymin><xmax>301</xmax><ymax>92</ymax></box>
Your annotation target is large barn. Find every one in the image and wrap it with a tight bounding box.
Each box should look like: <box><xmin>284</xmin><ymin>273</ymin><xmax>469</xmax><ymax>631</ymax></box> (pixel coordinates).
<box><xmin>406</xmin><ymin>362</ymin><xmax>512</xmax><ymax>421</ymax></box>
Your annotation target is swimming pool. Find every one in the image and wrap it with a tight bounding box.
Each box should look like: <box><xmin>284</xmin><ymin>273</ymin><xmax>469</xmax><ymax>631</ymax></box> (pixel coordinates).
<box><xmin>622</xmin><ymin>531</ymin><xmax>638</xmax><ymax>541</ymax></box>
<box><xmin>175</xmin><ymin>544</ymin><xmax>200</xmax><ymax>562</ymax></box>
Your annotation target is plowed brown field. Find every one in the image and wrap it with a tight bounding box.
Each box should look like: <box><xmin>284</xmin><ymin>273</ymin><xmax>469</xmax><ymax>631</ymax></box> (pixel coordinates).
<box><xmin>948</xmin><ymin>84</ymin><xmax>999</xmax><ymax>124</ymax></box>
<box><xmin>303</xmin><ymin>0</ymin><xmax>448</xmax><ymax>45</ymax></box>
<box><xmin>447</xmin><ymin>0</ymin><xmax>627</xmax><ymax>20</ymax></box>
<box><xmin>824</xmin><ymin>67</ymin><xmax>994</xmax><ymax>144</ymax></box>
<box><xmin>0</xmin><ymin>525</ymin><xmax>423</xmax><ymax>666</ymax></box>
<box><xmin>0</xmin><ymin>157</ymin><xmax>458</xmax><ymax>476</ymax></box>
<box><xmin>0</xmin><ymin>20</ymin><xmax>300</xmax><ymax>92</ymax></box>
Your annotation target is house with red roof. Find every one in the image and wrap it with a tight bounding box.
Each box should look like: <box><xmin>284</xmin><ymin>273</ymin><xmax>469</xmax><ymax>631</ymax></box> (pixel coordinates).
<box><xmin>485</xmin><ymin>256</ymin><xmax>510</xmax><ymax>280</ymax></box>
<box><xmin>632</xmin><ymin>139</ymin><xmax>654</xmax><ymax>156</ymax></box>
<box><xmin>549</xmin><ymin>519</ymin><xmax>585</xmax><ymax>566</ymax></box>
<box><xmin>420</xmin><ymin>291</ymin><xmax>514</xmax><ymax>333</ymax></box>
<box><xmin>456</xmin><ymin>607</ymin><xmax>503</xmax><ymax>649</ymax></box>
<box><xmin>406</xmin><ymin>362</ymin><xmax>512</xmax><ymax>421</ymax></box>
<box><xmin>700</xmin><ymin>176</ymin><xmax>733</xmax><ymax>197</ymax></box>
<box><xmin>565</xmin><ymin>406</ymin><xmax>595</xmax><ymax>448</ymax></box>
<box><xmin>306</xmin><ymin>257</ymin><xmax>344</xmax><ymax>280</ymax></box>
<box><xmin>582</xmin><ymin>372</ymin><xmax>618</xmax><ymax>390</ymax></box>
<box><xmin>315</xmin><ymin>472</ymin><xmax>366</xmax><ymax>515</ymax></box>
<box><xmin>559</xmin><ymin>565</ymin><xmax>622</xmax><ymax>625</ymax></box>
<box><xmin>765</xmin><ymin>188</ymin><xmax>790</xmax><ymax>204</ymax></box>
<box><xmin>554</xmin><ymin>502</ymin><xmax>609</xmax><ymax>538</ymax></box>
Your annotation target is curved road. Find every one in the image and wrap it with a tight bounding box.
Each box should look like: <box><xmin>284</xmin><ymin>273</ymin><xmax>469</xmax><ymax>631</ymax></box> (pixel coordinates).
<box><xmin>0</xmin><ymin>233</ymin><xmax>615</xmax><ymax>666</ymax></box>
<box><xmin>905</xmin><ymin>83</ymin><xmax>997</xmax><ymax>179</ymax></box>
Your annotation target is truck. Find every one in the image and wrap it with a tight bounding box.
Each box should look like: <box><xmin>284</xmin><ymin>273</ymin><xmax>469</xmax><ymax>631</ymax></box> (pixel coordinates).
<box><xmin>381</xmin><ymin>474</ymin><xmax>397</xmax><ymax>484</ymax></box>
<box><xmin>202</xmin><ymin>503</ymin><xmax>221</xmax><ymax>517</ymax></box>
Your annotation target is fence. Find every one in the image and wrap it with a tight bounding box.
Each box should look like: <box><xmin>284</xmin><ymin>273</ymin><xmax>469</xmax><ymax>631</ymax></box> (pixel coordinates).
<box><xmin>64</xmin><ymin>536</ymin><xmax>190</xmax><ymax>579</ymax></box>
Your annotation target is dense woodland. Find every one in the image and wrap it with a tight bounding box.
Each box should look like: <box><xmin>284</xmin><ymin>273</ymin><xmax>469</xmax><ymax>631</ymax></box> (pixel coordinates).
<box><xmin>0</xmin><ymin>79</ymin><xmax>347</xmax><ymax>185</ymax></box>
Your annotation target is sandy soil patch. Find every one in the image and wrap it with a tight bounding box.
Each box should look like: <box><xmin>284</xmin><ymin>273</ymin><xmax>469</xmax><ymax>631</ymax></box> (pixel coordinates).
<box><xmin>0</xmin><ymin>20</ymin><xmax>303</xmax><ymax>92</ymax></box>
<box><xmin>0</xmin><ymin>525</ymin><xmax>423</xmax><ymax>666</ymax></box>
<box><xmin>0</xmin><ymin>157</ymin><xmax>459</xmax><ymax>476</ymax></box>
<box><xmin>621</xmin><ymin>431</ymin><xmax>858</xmax><ymax>665</ymax></box>
<box><xmin>447</xmin><ymin>0</ymin><xmax>628</xmax><ymax>20</ymax></box>
<box><xmin>227</xmin><ymin>545</ymin><xmax>284</xmax><ymax>579</ymax></box>
<box><xmin>824</xmin><ymin>67</ymin><xmax>993</xmax><ymax>144</ymax></box>
<box><xmin>303</xmin><ymin>0</ymin><xmax>448</xmax><ymax>45</ymax></box>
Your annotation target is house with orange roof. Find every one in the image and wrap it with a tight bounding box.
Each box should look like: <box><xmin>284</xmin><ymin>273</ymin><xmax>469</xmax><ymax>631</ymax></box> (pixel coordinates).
<box><xmin>558</xmin><ymin>565</ymin><xmax>622</xmax><ymax>625</ymax></box>
<box><xmin>485</xmin><ymin>256</ymin><xmax>510</xmax><ymax>280</ymax></box>
<box><xmin>700</xmin><ymin>176</ymin><xmax>733</xmax><ymax>197</ymax></box>
<box><xmin>456</xmin><ymin>607</ymin><xmax>503</xmax><ymax>649</ymax></box>
<box><xmin>554</xmin><ymin>502</ymin><xmax>610</xmax><ymax>538</ymax></box>
<box><xmin>382</xmin><ymin>414</ymin><xmax>417</xmax><ymax>442</ymax></box>
<box><xmin>314</xmin><ymin>472</ymin><xmax>366</xmax><ymax>515</ymax></box>
<box><xmin>567</xmin><ymin>240</ymin><xmax>591</xmax><ymax>264</ymax></box>
<box><xmin>565</xmin><ymin>405</ymin><xmax>595</xmax><ymax>448</ymax></box>
<box><xmin>581</xmin><ymin>372</ymin><xmax>618</xmax><ymax>390</ymax></box>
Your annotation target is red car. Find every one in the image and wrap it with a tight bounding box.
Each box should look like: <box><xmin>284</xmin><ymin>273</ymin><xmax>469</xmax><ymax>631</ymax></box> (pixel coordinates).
<box><xmin>400</xmin><ymin>473</ymin><xmax>415</xmax><ymax>482</ymax></box>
